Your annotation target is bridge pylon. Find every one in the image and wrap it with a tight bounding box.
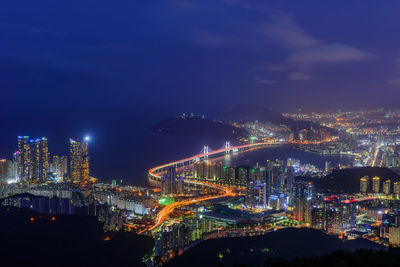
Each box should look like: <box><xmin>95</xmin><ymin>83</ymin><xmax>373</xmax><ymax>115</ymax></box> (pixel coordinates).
<box><xmin>203</xmin><ymin>145</ymin><xmax>209</xmax><ymax>159</ymax></box>
<box><xmin>225</xmin><ymin>141</ymin><xmax>231</xmax><ymax>154</ymax></box>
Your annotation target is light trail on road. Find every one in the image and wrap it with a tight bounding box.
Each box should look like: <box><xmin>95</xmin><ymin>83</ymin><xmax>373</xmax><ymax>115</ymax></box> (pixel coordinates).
<box><xmin>139</xmin><ymin>139</ymin><xmax>335</xmax><ymax>234</ymax></box>
<box><xmin>138</xmin><ymin>182</ymin><xmax>232</xmax><ymax>234</ymax></box>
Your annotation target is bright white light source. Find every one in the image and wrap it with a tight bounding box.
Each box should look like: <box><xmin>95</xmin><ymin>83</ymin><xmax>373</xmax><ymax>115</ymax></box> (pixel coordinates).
<box><xmin>84</xmin><ymin>136</ymin><xmax>90</xmax><ymax>142</ymax></box>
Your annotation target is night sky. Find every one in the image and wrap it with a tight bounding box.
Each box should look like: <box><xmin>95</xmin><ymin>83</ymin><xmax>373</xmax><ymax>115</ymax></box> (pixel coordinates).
<box><xmin>2</xmin><ymin>0</ymin><xmax>400</xmax><ymax>181</ymax></box>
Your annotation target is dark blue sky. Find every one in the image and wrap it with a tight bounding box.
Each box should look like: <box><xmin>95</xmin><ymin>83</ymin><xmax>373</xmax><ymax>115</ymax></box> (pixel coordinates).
<box><xmin>2</xmin><ymin>0</ymin><xmax>400</xmax><ymax>182</ymax></box>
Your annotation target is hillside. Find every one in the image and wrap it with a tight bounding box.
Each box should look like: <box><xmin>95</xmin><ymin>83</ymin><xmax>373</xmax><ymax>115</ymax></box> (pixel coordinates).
<box><xmin>153</xmin><ymin>116</ymin><xmax>249</xmax><ymax>140</ymax></box>
<box><xmin>0</xmin><ymin>207</ymin><xmax>154</xmax><ymax>267</ymax></box>
<box><xmin>302</xmin><ymin>167</ymin><xmax>400</xmax><ymax>193</ymax></box>
<box><xmin>220</xmin><ymin>105</ymin><xmax>337</xmax><ymax>135</ymax></box>
<box><xmin>166</xmin><ymin>227</ymin><xmax>384</xmax><ymax>267</ymax></box>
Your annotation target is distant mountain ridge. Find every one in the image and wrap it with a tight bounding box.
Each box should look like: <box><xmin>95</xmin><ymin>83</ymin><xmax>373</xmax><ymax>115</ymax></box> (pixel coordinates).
<box><xmin>152</xmin><ymin>115</ymin><xmax>249</xmax><ymax>140</ymax></box>
<box><xmin>220</xmin><ymin>105</ymin><xmax>337</xmax><ymax>135</ymax></box>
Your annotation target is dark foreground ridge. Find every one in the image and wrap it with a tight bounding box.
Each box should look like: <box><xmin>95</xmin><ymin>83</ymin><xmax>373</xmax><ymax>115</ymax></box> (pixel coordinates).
<box><xmin>0</xmin><ymin>207</ymin><xmax>154</xmax><ymax>267</ymax></box>
<box><xmin>166</xmin><ymin>227</ymin><xmax>384</xmax><ymax>267</ymax></box>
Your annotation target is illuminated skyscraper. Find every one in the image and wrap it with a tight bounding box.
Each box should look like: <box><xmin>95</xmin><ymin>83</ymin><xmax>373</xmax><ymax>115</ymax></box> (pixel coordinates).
<box><xmin>383</xmin><ymin>180</ymin><xmax>391</xmax><ymax>195</ymax></box>
<box><xmin>394</xmin><ymin>182</ymin><xmax>400</xmax><ymax>198</ymax></box>
<box><xmin>69</xmin><ymin>138</ymin><xmax>90</xmax><ymax>182</ymax></box>
<box><xmin>389</xmin><ymin>227</ymin><xmax>400</xmax><ymax>245</ymax></box>
<box><xmin>17</xmin><ymin>136</ymin><xmax>31</xmax><ymax>182</ymax></box>
<box><xmin>0</xmin><ymin>159</ymin><xmax>7</xmax><ymax>179</ymax></box>
<box><xmin>60</xmin><ymin>156</ymin><xmax>68</xmax><ymax>175</ymax></box>
<box><xmin>51</xmin><ymin>155</ymin><xmax>68</xmax><ymax>177</ymax></box>
<box><xmin>360</xmin><ymin>176</ymin><xmax>369</xmax><ymax>193</ymax></box>
<box><xmin>372</xmin><ymin>176</ymin><xmax>380</xmax><ymax>193</ymax></box>
<box><xmin>7</xmin><ymin>152</ymin><xmax>18</xmax><ymax>181</ymax></box>
<box><xmin>161</xmin><ymin>167</ymin><xmax>176</xmax><ymax>195</ymax></box>
<box><xmin>30</xmin><ymin>137</ymin><xmax>49</xmax><ymax>182</ymax></box>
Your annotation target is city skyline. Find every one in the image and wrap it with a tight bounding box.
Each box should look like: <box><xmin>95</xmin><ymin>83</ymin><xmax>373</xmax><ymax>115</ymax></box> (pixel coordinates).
<box><xmin>4</xmin><ymin>1</ymin><xmax>400</xmax><ymax>266</ymax></box>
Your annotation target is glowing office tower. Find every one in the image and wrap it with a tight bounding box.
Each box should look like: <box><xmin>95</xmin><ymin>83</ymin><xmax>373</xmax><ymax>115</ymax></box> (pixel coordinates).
<box><xmin>360</xmin><ymin>176</ymin><xmax>369</xmax><ymax>193</ymax></box>
<box><xmin>69</xmin><ymin>139</ymin><xmax>89</xmax><ymax>182</ymax></box>
<box><xmin>30</xmin><ymin>137</ymin><xmax>49</xmax><ymax>182</ymax></box>
<box><xmin>17</xmin><ymin>136</ymin><xmax>31</xmax><ymax>182</ymax></box>
<box><xmin>383</xmin><ymin>180</ymin><xmax>391</xmax><ymax>195</ymax></box>
<box><xmin>372</xmin><ymin>176</ymin><xmax>380</xmax><ymax>193</ymax></box>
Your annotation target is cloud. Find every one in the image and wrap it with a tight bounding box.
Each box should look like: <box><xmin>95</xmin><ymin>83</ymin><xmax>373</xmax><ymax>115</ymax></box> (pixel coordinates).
<box><xmin>289</xmin><ymin>44</ymin><xmax>371</xmax><ymax>64</ymax></box>
<box><xmin>388</xmin><ymin>78</ymin><xmax>400</xmax><ymax>86</ymax></box>
<box><xmin>219</xmin><ymin>2</ymin><xmax>372</xmax><ymax>81</ymax></box>
<box><xmin>259</xmin><ymin>14</ymin><xmax>372</xmax><ymax>80</ymax></box>
<box><xmin>387</xmin><ymin>51</ymin><xmax>400</xmax><ymax>86</ymax></box>
<box><xmin>259</xmin><ymin>15</ymin><xmax>319</xmax><ymax>49</ymax></box>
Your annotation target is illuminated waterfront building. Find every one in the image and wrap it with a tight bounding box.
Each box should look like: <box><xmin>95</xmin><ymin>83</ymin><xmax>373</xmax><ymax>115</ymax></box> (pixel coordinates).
<box><xmin>0</xmin><ymin>159</ymin><xmax>7</xmax><ymax>177</ymax></box>
<box><xmin>51</xmin><ymin>156</ymin><xmax>59</xmax><ymax>173</ymax></box>
<box><xmin>161</xmin><ymin>167</ymin><xmax>180</xmax><ymax>195</ymax></box>
<box><xmin>193</xmin><ymin>161</ymin><xmax>208</xmax><ymax>180</ymax></box>
<box><xmin>60</xmin><ymin>156</ymin><xmax>68</xmax><ymax>175</ymax></box>
<box><xmin>7</xmin><ymin>152</ymin><xmax>18</xmax><ymax>181</ymax></box>
<box><xmin>51</xmin><ymin>155</ymin><xmax>68</xmax><ymax>177</ymax></box>
<box><xmin>17</xmin><ymin>136</ymin><xmax>31</xmax><ymax>182</ymax></box>
<box><xmin>360</xmin><ymin>176</ymin><xmax>369</xmax><ymax>194</ymax></box>
<box><xmin>30</xmin><ymin>137</ymin><xmax>49</xmax><ymax>182</ymax></box>
<box><xmin>69</xmin><ymin>138</ymin><xmax>90</xmax><ymax>182</ymax></box>
<box><xmin>394</xmin><ymin>182</ymin><xmax>400</xmax><ymax>198</ymax></box>
<box><xmin>383</xmin><ymin>180</ymin><xmax>391</xmax><ymax>195</ymax></box>
<box><xmin>372</xmin><ymin>176</ymin><xmax>380</xmax><ymax>194</ymax></box>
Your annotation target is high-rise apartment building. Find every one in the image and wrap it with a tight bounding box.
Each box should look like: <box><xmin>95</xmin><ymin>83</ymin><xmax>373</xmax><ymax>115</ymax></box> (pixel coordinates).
<box><xmin>51</xmin><ymin>155</ymin><xmax>68</xmax><ymax>177</ymax></box>
<box><xmin>383</xmin><ymin>180</ymin><xmax>391</xmax><ymax>195</ymax></box>
<box><xmin>0</xmin><ymin>159</ymin><xmax>7</xmax><ymax>176</ymax></box>
<box><xmin>372</xmin><ymin>176</ymin><xmax>380</xmax><ymax>193</ymax></box>
<box><xmin>0</xmin><ymin>159</ymin><xmax>7</xmax><ymax>182</ymax></box>
<box><xmin>360</xmin><ymin>176</ymin><xmax>369</xmax><ymax>193</ymax></box>
<box><xmin>30</xmin><ymin>137</ymin><xmax>49</xmax><ymax>182</ymax></box>
<box><xmin>17</xmin><ymin>136</ymin><xmax>31</xmax><ymax>182</ymax></box>
<box><xmin>161</xmin><ymin>167</ymin><xmax>176</xmax><ymax>195</ymax></box>
<box><xmin>69</xmin><ymin>139</ymin><xmax>89</xmax><ymax>182</ymax></box>
<box><xmin>60</xmin><ymin>156</ymin><xmax>68</xmax><ymax>175</ymax></box>
<box><xmin>7</xmin><ymin>152</ymin><xmax>19</xmax><ymax>181</ymax></box>
<box><xmin>394</xmin><ymin>182</ymin><xmax>400</xmax><ymax>198</ymax></box>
